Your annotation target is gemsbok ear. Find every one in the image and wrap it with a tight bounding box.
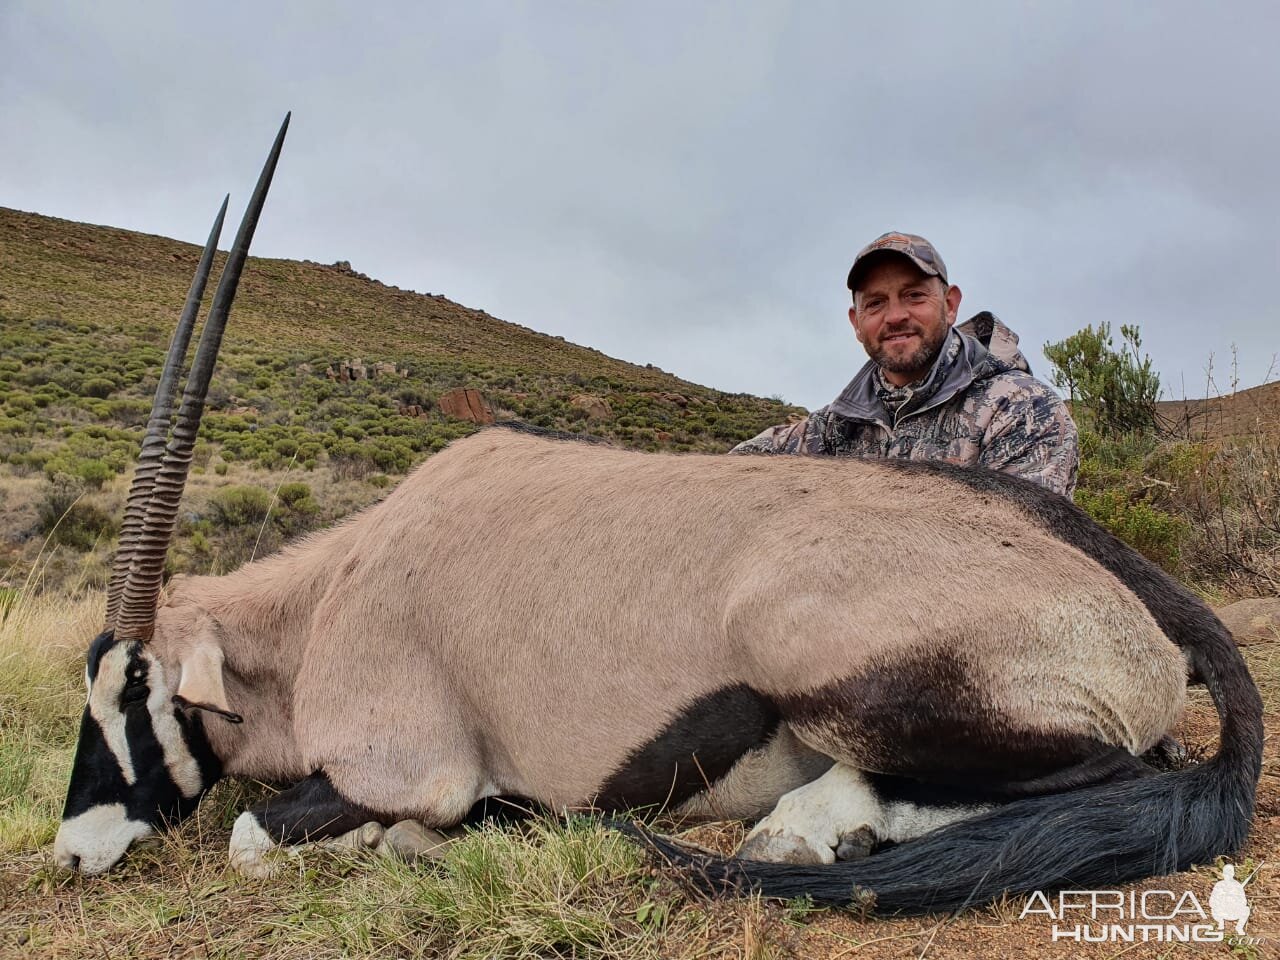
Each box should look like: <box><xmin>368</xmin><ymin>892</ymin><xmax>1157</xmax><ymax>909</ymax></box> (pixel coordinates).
<box><xmin>174</xmin><ymin>643</ymin><xmax>243</xmax><ymax>724</ymax></box>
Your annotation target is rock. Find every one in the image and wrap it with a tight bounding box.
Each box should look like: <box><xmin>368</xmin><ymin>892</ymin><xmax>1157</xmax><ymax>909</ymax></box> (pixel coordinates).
<box><xmin>438</xmin><ymin>387</ymin><xmax>495</xmax><ymax>424</ymax></box>
<box><xmin>330</xmin><ymin>260</ymin><xmax>372</xmax><ymax>280</ymax></box>
<box><xmin>1215</xmin><ymin>597</ymin><xmax>1280</xmax><ymax>646</ymax></box>
<box><xmin>372</xmin><ymin>361</ymin><xmax>398</xmax><ymax>378</ymax></box>
<box><xmin>569</xmin><ymin>394</ymin><xmax>612</xmax><ymax>420</ymax></box>
<box><xmin>295</xmin><ymin>362</ymin><xmax>313</xmax><ymax>376</ymax></box>
<box><xmin>379</xmin><ymin>820</ymin><xmax>454</xmax><ymax>863</ymax></box>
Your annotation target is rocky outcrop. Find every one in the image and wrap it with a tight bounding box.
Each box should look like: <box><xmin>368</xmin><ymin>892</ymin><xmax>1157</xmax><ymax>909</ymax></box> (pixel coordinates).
<box><xmin>438</xmin><ymin>388</ymin><xmax>495</xmax><ymax>424</ymax></box>
<box><xmin>1216</xmin><ymin>597</ymin><xmax>1280</xmax><ymax>646</ymax></box>
<box><xmin>569</xmin><ymin>394</ymin><xmax>612</xmax><ymax>420</ymax></box>
<box><xmin>323</xmin><ymin>359</ymin><xmax>408</xmax><ymax>382</ymax></box>
<box><xmin>328</xmin><ymin>259</ymin><xmax>373</xmax><ymax>281</ymax></box>
<box><xmin>325</xmin><ymin>359</ymin><xmax>366</xmax><ymax>381</ymax></box>
<box><xmin>644</xmin><ymin>391</ymin><xmax>689</xmax><ymax>408</ymax></box>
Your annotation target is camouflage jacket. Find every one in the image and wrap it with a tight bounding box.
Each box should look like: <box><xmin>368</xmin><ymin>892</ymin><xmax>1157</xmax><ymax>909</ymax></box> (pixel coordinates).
<box><xmin>730</xmin><ymin>313</ymin><xmax>1079</xmax><ymax>497</ymax></box>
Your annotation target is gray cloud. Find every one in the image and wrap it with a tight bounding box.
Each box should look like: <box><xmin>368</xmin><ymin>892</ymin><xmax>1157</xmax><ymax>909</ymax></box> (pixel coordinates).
<box><xmin>3</xmin><ymin>0</ymin><xmax>1276</xmax><ymax>409</ymax></box>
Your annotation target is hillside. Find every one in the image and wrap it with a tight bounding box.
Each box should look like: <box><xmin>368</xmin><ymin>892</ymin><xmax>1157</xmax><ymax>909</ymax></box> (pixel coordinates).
<box><xmin>0</xmin><ymin>206</ymin><xmax>802</xmax><ymax>587</ymax></box>
<box><xmin>1158</xmin><ymin>379</ymin><xmax>1280</xmax><ymax>439</ymax></box>
<box><xmin>0</xmin><ymin>206</ymin><xmax>799</xmax><ymax>437</ymax></box>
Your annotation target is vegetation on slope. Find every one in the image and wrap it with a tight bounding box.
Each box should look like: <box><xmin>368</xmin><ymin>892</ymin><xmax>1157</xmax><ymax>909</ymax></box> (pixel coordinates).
<box><xmin>0</xmin><ymin>207</ymin><xmax>803</xmax><ymax>591</ymax></box>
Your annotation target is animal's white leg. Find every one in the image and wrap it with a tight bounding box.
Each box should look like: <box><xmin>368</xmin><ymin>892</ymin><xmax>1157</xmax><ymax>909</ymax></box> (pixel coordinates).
<box><xmin>229</xmin><ymin>811</ymin><xmax>290</xmax><ymax>878</ymax></box>
<box><xmin>737</xmin><ymin>764</ymin><xmax>989</xmax><ymax>864</ymax></box>
<box><xmin>231</xmin><ymin>815</ymin><xmax>387</xmax><ymax>877</ymax></box>
<box><xmin>738</xmin><ymin>763</ymin><xmax>885</xmax><ymax>865</ymax></box>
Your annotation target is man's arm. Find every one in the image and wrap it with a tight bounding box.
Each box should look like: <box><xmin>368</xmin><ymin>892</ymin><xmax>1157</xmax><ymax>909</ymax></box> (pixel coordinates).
<box><xmin>978</xmin><ymin>378</ymin><xmax>1080</xmax><ymax>497</ymax></box>
<box><xmin>729</xmin><ymin>415</ymin><xmax>822</xmax><ymax>455</ymax></box>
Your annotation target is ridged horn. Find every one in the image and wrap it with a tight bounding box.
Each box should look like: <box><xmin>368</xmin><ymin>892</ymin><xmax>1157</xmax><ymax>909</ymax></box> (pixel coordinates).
<box><xmin>104</xmin><ymin>196</ymin><xmax>228</xmax><ymax>630</ymax></box>
<box><xmin>115</xmin><ymin>114</ymin><xmax>290</xmax><ymax>642</ymax></box>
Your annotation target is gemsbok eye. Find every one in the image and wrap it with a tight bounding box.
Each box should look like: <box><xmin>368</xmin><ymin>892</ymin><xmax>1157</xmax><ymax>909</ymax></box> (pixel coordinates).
<box><xmin>120</xmin><ymin>682</ymin><xmax>148</xmax><ymax>706</ymax></box>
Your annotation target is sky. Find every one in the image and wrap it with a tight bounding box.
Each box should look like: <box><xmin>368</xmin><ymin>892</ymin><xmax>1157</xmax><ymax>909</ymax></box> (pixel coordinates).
<box><xmin>2</xmin><ymin>1</ymin><xmax>1277</xmax><ymax>410</ymax></box>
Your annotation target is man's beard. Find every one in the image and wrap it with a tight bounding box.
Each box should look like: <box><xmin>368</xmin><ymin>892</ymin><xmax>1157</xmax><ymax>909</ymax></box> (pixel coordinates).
<box><xmin>870</xmin><ymin>317</ymin><xmax>949</xmax><ymax>378</ymax></box>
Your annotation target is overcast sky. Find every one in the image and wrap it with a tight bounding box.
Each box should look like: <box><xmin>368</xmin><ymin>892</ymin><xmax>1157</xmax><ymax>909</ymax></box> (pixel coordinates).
<box><xmin>3</xmin><ymin>1</ymin><xmax>1276</xmax><ymax>410</ymax></box>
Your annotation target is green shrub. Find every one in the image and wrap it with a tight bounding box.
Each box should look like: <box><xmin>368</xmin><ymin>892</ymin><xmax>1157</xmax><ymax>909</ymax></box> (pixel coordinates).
<box><xmin>1075</xmin><ymin>488</ymin><xmax>1186</xmax><ymax>571</ymax></box>
<box><xmin>277</xmin><ymin>482</ymin><xmax>312</xmax><ymax>507</ymax></box>
<box><xmin>208</xmin><ymin>485</ymin><xmax>273</xmax><ymax>529</ymax></box>
<box><xmin>1044</xmin><ymin>324</ymin><xmax>1159</xmax><ymax>437</ymax></box>
<box><xmin>81</xmin><ymin>377</ymin><xmax>117</xmax><ymax>399</ymax></box>
<box><xmin>75</xmin><ymin>459</ymin><xmax>112</xmax><ymax>490</ymax></box>
<box><xmin>5</xmin><ymin>392</ymin><xmax>35</xmax><ymax>413</ymax></box>
<box><xmin>273</xmin><ymin>438</ymin><xmax>299</xmax><ymax>459</ymax></box>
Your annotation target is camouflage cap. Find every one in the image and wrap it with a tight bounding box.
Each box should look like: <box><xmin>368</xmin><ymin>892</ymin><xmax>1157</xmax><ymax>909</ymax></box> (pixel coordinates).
<box><xmin>846</xmin><ymin>231</ymin><xmax>948</xmax><ymax>292</ymax></box>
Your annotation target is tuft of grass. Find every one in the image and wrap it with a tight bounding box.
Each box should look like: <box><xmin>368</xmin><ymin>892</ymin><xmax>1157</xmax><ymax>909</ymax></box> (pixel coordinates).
<box><xmin>0</xmin><ymin>591</ymin><xmax>97</xmax><ymax>853</ymax></box>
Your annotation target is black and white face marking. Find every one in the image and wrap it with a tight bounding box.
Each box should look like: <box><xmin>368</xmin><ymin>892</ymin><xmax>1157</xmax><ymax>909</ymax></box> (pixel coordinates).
<box><xmin>54</xmin><ymin>632</ymin><xmax>221</xmax><ymax>874</ymax></box>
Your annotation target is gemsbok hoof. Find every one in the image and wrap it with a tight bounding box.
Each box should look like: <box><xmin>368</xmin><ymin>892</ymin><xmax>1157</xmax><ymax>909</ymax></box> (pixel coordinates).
<box><xmin>835</xmin><ymin>825</ymin><xmax>876</xmax><ymax>861</ymax></box>
<box><xmin>325</xmin><ymin>821</ymin><xmax>386</xmax><ymax>852</ymax></box>
<box><xmin>736</xmin><ymin>829</ymin><xmax>830</xmax><ymax>865</ymax></box>
<box><xmin>379</xmin><ymin>820</ymin><xmax>454</xmax><ymax>863</ymax></box>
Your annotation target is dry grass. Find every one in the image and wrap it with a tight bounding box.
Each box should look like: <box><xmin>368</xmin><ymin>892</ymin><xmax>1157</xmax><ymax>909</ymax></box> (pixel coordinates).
<box><xmin>0</xmin><ymin>590</ymin><xmax>97</xmax><ymax>855</ymax></box>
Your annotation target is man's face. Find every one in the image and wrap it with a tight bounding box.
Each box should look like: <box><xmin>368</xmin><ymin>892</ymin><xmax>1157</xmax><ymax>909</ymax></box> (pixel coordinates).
<box><xmin>849</xmin><ymin>256</ymin><xmax>962</xmax><ymax>387</ymax></box>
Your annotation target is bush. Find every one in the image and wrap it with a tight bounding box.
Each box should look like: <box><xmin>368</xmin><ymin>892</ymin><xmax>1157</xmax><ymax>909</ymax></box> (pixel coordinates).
<box><xmin>5</xmin><ymin>392</ymin><xmax>35</xmax><ymax>413</ymax></box>
<box><xmin>277</xmin><ymin>482</ymin><xmax>312</xmax><ymax>507</ymax></box>
<box><xmin>1044</xmin><ymin>324</ymin><xmax>1159</xmax><ymax>437</ymax></box>
<box><xmin>35</xmin><ymin>474</ymin><xmax>118</xmax><ymax>550</ymax></box>
<box><xmin>75</xmin><ymin>459</ymin><xmax>113</xmax><ymax>490</ymax></box>
<box><xmin>1075</xmin><ymin>488</ymin><xmax>1186</xmax><ymax>570</ymax></box>
<box><xmin>1164</xmin><ymin>436</ymin><xmax>1280</xmax><ymax>596</ymax></box>
<box><xmin>273</xmin><ymin>438</ymin><xmax>299</xmax><ymax>459</ymax></box>
<box><xmin>208</xmin><ymin>485</ymin><xmax>273</xmax><ymax>529</ymax></box>
<box><xmin>81</xmin><ymin>377</ymin><xmax>118</xmax><ymax>399</ymax></box>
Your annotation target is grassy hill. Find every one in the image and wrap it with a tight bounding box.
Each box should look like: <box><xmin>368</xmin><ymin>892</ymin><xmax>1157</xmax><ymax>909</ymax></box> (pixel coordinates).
<box><xmin>0</xmin><ymin>207</ymin><xmax>803</xmax><ymax>589</ymax></box>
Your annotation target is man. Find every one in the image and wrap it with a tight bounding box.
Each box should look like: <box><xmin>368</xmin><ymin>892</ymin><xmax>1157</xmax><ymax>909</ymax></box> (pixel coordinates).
<box><xmin>733</xmin><ymin>232</ymin><xmax>1079</xmax><ymax>497</ymax></box>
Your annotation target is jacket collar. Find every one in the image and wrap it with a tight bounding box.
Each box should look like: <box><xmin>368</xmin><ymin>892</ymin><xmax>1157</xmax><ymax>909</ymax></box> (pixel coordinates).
<box><xmin>827</xmin><ymin>313</ymin><xmax>1030</xmax><ymax>424</ymax></box>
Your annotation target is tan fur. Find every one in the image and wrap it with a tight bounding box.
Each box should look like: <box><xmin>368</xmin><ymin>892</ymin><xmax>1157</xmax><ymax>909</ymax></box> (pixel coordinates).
<box><xmin>145</xmin><ymin>429</ymin><xmax>1185</xmax><ymax>820</ymax></box>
